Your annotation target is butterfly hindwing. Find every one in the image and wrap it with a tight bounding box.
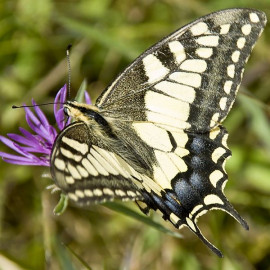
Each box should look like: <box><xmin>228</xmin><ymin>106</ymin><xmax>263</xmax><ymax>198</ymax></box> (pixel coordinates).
<box><xmin>125</xmin><ymin>124</ymin><xmax>248</xmax><ymax>256</ymax></box>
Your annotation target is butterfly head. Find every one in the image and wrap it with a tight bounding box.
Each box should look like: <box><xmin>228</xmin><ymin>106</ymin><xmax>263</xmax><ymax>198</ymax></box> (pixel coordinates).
<box><xmin>64</xmin><ymin>101</ymin><xmax>100</xmax><ymax>122</ymax></box>
<box><xmin>63</xmin><ymin>101</ymin><xmax>111</xmax><ymax>130</ymax></box>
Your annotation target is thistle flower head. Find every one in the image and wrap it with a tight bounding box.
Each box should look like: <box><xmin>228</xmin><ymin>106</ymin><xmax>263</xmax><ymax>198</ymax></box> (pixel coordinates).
<box><xmin>0</xmin><ymin>85</ymin><xmax>91</xmax><ymax>166</ymax></box>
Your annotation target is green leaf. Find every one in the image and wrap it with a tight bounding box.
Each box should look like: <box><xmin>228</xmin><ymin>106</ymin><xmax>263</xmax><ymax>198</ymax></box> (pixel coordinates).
<box><xmin>54</xmin><ymin>238</ymin><xmax>77</xmax><ymax>270</ymax></box>
<box><xmin>75</xmin><ymin>79</ymin><xmax>88</xmax><ymax>102</ymax></box>
<box><xmin>65</xmin><ymin>245</ymin><xmax>93</xmax><ymax>270</ymax></box>
<box><xmin>239</xmin><ymin>94</ymin><xmax>270</xmax><ymax>151</ymax></box>
<box><xmin>55</xmin><ymin>15</ymin><xmax>138</xmax><ymax>60</ymax></box>
<box><xmin>103</xmin><ymin>202</ymin><xmax>183</xmax><ymax>238</ymax></box>
<box><xmin>245</xmin><ymin>163</ymin><xmax>270</xmax><ymax>192</ymax></box>
<box><xmin>53</xmin><ymin>193</ymin><xmax>69</xmax><ymax>216</ymax></box>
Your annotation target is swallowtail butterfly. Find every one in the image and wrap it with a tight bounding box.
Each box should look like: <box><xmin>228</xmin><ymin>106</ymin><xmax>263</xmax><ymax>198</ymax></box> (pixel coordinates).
<box><xmin>51</xmin><ymin>8</ymin><xmax>266</xmax><ymax>257</ymax></box>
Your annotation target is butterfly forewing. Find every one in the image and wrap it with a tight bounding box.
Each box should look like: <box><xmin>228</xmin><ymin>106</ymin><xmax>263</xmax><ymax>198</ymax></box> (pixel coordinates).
<box><xmin>96</xmin><ymin>9</ymin><xmax>266</xmax><ymax>132</ymax></box>
<box><xmin>50</xmin><ymin>8</ymin><xmax>266</xmax><ymax>256</ymax></box>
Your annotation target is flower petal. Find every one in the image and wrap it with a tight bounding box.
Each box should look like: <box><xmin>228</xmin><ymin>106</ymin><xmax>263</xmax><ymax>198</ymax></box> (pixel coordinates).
<box><xmin>55</xmin><ymin>108</ymin><xmax>66</xmax><ymax>130</ymax></box>
<box><xmin>0</xmin><ymin>84</ymin><xmax>92</xmax><ymax>167</ymax></box>
<box><xmin>18</xmin><ymin>131</ymin><xmax>47</xmax><ymax>152</ymax></box>
<box><xmin>0</xmin><ymin>151</ymin><xmax>35</xmax><ymax>161</ymax></box>
<box><xmin>0</xmin><ymin>136</ymin><xmax>27</xmax><ymax>155</ymax></box>
<box><xmin>7</xmin><ymin>133</ymin><xmax>33</xmax><ymax>146</ymax></box>
<box><xmin>60</xmin><ymin>85</ymin><xmax>67</xmax><ymax>104</ymax></box>
<box><xmin>19</xmin><ymin>127</ymin><xmax>40</xmax><ymax>142</ymax></box>
<box><xmin>2</xmin><ymin>155</ymin><xmax>49</xmax><ymax>166</ymax></box>
<box><xmin>32</xmin><ymin>100</ymin><xmax>50</xmax><ymax>128</ymax></box>
<box><xmin>54</xmin><ymin>85</ymin><xmax>67</xmax><ymax>130</ymax></box>
<box><xmin>84</xmin><ymin>91</ymin><xmax>92</xmax><ymax>104</ymax></box>
<box><xmin>48</xmin><ymin>126</ymin><xmax>58</xmax><ymax>140</ymax></box>
<box><xmin>24</xmin><ymin>108</ymin><xmax>51</xmax><ymax>140</ymax></box>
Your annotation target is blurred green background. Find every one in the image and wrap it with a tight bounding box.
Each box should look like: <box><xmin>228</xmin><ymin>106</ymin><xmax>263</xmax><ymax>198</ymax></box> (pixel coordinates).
<box><xmin>0</xmin><ymin>0</ymin><xmax>270</xmax><ymax>269</ymax></box>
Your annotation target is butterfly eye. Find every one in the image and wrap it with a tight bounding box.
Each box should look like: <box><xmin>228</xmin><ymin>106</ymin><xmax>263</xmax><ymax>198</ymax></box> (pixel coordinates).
<box><xmin>63</xmin><ymin>106</ymin><xmax>70</xmax><ymax>116</ymax></box>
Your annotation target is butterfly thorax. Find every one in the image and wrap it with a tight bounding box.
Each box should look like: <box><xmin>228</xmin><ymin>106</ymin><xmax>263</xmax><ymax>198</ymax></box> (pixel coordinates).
<box><xmin>63</xmin><ymin>100</ymin><xmax>154</xmax><ymax>176</ymax></box>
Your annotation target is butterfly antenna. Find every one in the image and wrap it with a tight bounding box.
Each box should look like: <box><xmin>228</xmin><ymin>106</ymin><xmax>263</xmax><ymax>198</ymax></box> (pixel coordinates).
<box><xmin>66</xmin><ymin>44</ymin><xmax>72</xmax><ymax>99</ymax></box>
<box><xmin>12</xmin><ymin>102</ymin><xmax>65</xmax><ymax>109</ymax></box>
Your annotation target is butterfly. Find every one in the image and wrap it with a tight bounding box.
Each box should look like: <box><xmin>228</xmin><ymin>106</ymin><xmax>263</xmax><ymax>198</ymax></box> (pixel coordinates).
<box><xmin>50</xmin><ymin>8</ymin><xmax>266</xmax><ymax>257</ymax></box>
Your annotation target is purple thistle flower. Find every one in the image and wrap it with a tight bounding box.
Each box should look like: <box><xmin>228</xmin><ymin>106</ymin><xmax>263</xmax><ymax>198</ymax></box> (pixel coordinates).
<box><xmin>0</xmin><ymin>84</ymin><xmax>92</xmax><ymax>167</ymax></box>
